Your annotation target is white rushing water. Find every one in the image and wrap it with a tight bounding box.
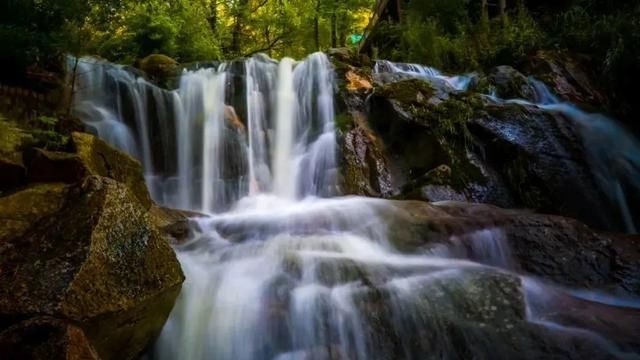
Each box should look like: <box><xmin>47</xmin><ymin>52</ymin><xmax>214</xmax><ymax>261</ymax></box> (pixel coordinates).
<box><xmin>72</xmin><ymin>52</ymin><xmax>338</xmax><ymax>212</ymax></box>
<box><xmin>71</xmin><ymin>55</ymin><xmax>639</xmax><ymax>359</ymax></box>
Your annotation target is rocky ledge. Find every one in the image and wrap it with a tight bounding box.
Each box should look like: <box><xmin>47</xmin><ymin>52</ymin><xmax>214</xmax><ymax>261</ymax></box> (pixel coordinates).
<box><xmin>0</xmin><ymin>128</ymin><xmax>184</xmax><ymax>359</ymax></box>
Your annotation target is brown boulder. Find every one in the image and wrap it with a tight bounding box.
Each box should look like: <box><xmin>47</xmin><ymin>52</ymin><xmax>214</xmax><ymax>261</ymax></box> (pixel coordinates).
<box><xmin>0</xmin><ymin>182</ymin><xmax>68</xmax><ymax>244</ymax></box>
<box><xmin>340</xmin><ymin>112</ymin><xmax>394</xmax><ymax>197</ymax></box>
<box><xmin>71</xmin><ymin>132</ymin><xmax>152</xmax><ymax>209</ymax></box>
<box><xmin>136</xmin><ymin>54</ymin><xmax>178</xmax><ymax>85</ymax></box>
<box><xmin>0</xmin><ymin>176</ymin><xmax>184</xmax><ymax>360</ymax></box>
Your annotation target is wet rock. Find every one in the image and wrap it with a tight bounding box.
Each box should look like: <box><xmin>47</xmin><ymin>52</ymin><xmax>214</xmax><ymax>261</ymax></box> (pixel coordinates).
<box><xmin>71</xmin><ymin>132</ymin><xmax>152</xmax><ymax>209</ymax></box>
<box><xmin>0</xmin><ymin>176</ymin><xmax>184</xmax><ymax>360</ymax></box>
<box><xmin>149</xmin><ymin>205</ymin><xmax>202</xmax><ymax>244</ymax></box>
<box><xmin>488</xmin><ymin>65</ymin><xmax>535</xmax><ymax>101</ymax></box>
<box><xmin>525</xmin><ymin>50</ymin><xmax>606</xmax><ymax>109</ymax></box>
<box><xmin>386</xmin><ymin>200</ymin><xmax>640</xmax><ymax>297</ymax></box>
<box><xmin>368</xmin><ymin>79</ymin><xmax>508</xmax><ymax>205</ymax></box>
<box><xmin>0</xmin><ymin>317</ymin><xmax>100</xmax><ymax>360</ymax></box>
<box><xmin>468</xmin><ymin>103</ymin><xmax>621</xmax><ymax>231</ymax></box>
<box><xmin>224</xmin><ymin>105</ymin><xmax>246</xmax><ymax>133</ymax></box>
<box><xmin>340</xmin><ymin>112</ymin><xmax>394</xmax><ymax>197</ymax></box>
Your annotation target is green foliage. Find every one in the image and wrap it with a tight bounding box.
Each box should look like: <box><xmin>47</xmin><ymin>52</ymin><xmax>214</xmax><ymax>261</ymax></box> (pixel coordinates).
<box><xmin>392</xmin><ymin>1</ymin><xmax>544</xmax><ymax>72</ymax></box>
<box><xmin>548</xmin><ymin>1</ymin><xmax>640</xmax><ymax>118</ymax></box>
<box><xmin>0</xmin><ymin>0</ymin><xmax>94</xmax><ymax>76</ymax></box>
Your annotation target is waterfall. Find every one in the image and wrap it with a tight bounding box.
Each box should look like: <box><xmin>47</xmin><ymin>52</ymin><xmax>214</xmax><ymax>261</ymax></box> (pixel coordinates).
<box><xmin>70</xmin><ymin>55</ymin><xmax>639</xmax><ymax>359</ymax></box>
<box><xmin>374</xmin><ymin>59</ymin><xmax>473</xmax><ymax>91</ymax></box>
<box><xmin>72</xmin><ymin>52</ymin><xmax>339</xmax><ymax>212</ymax></box>
<box><xmin>485</xmin><ymin>77</ymin><xmax>640</xmax><ymax>233</ymax></box>
<box><xmin>273</xmin><ymin>58</ymin><xmax>297</xmax><ymax>199</ymax></box>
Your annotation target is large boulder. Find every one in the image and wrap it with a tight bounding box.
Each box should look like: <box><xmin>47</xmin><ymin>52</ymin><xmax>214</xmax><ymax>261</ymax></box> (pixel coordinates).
<box><xmin>359</xmin><ymin>67</ymin><xmax>629</xmax><ymax>232</ymax></box>
<box><xmin>25</xmin><ymin>132</ymin><xmax>153</xmax><ymax>209</ymax></box>
<box><xmin>468</xmin><ymin>103</ymin><xmax>622</xmax><ymax>231</ymax></box>
<box><xmin>488</xmin><ymin>65</ymin><xmax>535</xmax><ymax>101</ymax></box>
<box><xmin>524</xmin><ymin>50</ymin><xmax>606</xmax><ymax>110</ymax></box>
<box><xmin>0</xmin><ymin>182</ymin><xmax>68</xmax><ymax>244</ymax></box>
<box><xmin>0</xmin><ymin>176</ymin><xmax>184</xmax><ymax>360</ymax></box>
<box><xmin>135</xmin><ymin>54</ymin><xmax>178</xmax><ymax>88</ymax></box>
<box><xmin>367</xmin><ymin>78</ymin><xmax>513</xmax><ymax>207</ymax></box>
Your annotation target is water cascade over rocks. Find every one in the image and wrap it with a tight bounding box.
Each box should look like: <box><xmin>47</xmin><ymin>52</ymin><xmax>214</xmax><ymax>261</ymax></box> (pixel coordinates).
<box><xmin>71</xmin><ymin>54</ymin><xmax>640</xmax><ymax>359</ymax></box>
<box><xmin>372</xmin><ymin>60</ymin><xmax>640</xmax><ymax>233</ymax></box>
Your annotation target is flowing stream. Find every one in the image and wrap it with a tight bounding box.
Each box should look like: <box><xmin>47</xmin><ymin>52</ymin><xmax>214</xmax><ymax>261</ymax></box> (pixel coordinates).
<box><xmin>71</xmin><ymin>54</ymin><xmax>639</xmax><ymax>359</ymax></box>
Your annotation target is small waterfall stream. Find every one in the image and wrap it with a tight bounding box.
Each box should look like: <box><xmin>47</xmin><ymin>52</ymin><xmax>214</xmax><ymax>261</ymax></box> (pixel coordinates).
<box><xmin>71</xmin><ymin>54</ymin><xmax>639</xmax><ymax>359</ymax></box>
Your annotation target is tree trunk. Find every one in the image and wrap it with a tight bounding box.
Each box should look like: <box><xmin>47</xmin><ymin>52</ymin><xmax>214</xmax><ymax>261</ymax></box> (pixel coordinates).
<box><xmin>481</xmin><ymin>0</ymin><xmax>488</xmax><ymax>21</ymax></box>
<box><xmin>314</xmin><ymin>1</ymin><xmax>320</xmax><ymax>50</ymax></box>
<box><xmin>499</xmin><ymin>0</ymin><xmax>507</xmax><ymax>22</ymax></box>
<box><xmin>338</xmin><ymin>13</ymin><xmax>347</xmax><ymax>47</ymax></box>
<box><xmin>208</xmin><ymin>0</ymin><xmax>218</xmax><ymax>31</ymax></box>
<box><xmin>330</xmin><ymin>9</ymin><xmax>338</xmax><ymax>48</ymax></box>
<box><xmin>231</xmin><ymin>0</ymin><xmax>249</xmax><ymax>56</ymax></box>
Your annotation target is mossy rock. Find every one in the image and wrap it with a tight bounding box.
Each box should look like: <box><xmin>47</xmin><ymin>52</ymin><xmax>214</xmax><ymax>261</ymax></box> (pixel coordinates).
<box><xmin>136</xmin><ymin>54</ymin><xmax>178</xmax><ymax>87</ymax></box>
<box><xmin>0</xmin><ymin>176</ymin><xmax>184</xmax><ymax>360</ymax></box>
<box><xmin>0</xmin><ymin>120</ymin><xmax>33</xmax><ymax>191</ymax></box>
<box><xmin>376</xmin><ymin>79</ymin><xmax>435</xmax><ymax>106</ymax></box>
<box><xmin>0</xmin><ymin>183</ymin><xmax>68</xmax><ymax>244</ymax></box>
<box><xmin>488</xmin><ymin>66</ymin><xmax>535</xmax><ymax>101</ymax></box>
<box><xmin>71</xmin><ymin>132</ymin><xmax>152</xmax><ymax>209</ymax></box>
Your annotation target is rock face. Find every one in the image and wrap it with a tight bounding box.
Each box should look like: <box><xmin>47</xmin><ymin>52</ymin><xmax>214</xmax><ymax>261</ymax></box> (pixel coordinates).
<box><xmin>525</xmin><ymin>50</ymin><xmax>607</xmax><ymax>110</ymax></box>
<box><xmin>0</xmin><ymin>131</ymin><xmax>184</xmax><ymax>360</ymax></box>
<box><xmin>333</xmin><ymin>55</ymin><xmax>633</xmax><ymax>233</ymax></box>
<box><xmin>340</xmin><ymin>112</ymin><xmax>394</xmax><ymax>197</ymax></box>
<box><xmin>382</xmin><ymin>200</ymin><xmax>640</xmax><ymax>297</ymax></box>
<box><xmin>488</xmin><ymin>65</ymin><xmax>535</xmax><ymax>101</ymax></box>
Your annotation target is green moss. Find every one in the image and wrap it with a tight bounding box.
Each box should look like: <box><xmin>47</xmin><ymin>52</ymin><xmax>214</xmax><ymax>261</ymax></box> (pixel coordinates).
<box><xmin>335</xmin><ymin>113</ymin><xmax>354</xmax><ymax>132</ymax></box>
<box><xmin>378</xmin><ymin>79</ymin><xmax>435</xmax><ymax>105</ymax></box>
<box><xmin>407</xmin><ymin>93</ymin><xmax>488</xmax><ymax>191</ymax></box>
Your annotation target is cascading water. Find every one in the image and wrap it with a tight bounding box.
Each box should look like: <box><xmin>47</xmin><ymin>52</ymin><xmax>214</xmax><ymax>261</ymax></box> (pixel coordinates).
<box><xmin>71</xmin><ymin>54</ymin><xmax>640</xmax><ymax>359</ymax></box>
<box><xmin>373</xmin><ymin>60</ymin><xmax>640</xmax><ymax>233</ymax></box>
<box><xmin>374</xmin><ymin>60</ymin><xmax>474</xmax><ymax>91</ymax></box>
<box><xmin>72</xmin><ymin>52</ymin><xmax>338</xmax><ymax>211</ymax></box>
<box><xmin>487</xmin><ymin>78</ymin><xmax>640</xmax><ymax>233</ymax></box>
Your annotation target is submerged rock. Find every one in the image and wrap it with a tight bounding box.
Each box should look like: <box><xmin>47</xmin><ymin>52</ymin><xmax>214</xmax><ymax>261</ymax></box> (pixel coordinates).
<box><xmin>0</xmin><ymin>176</ymin><xmax>184</xmax><ymax>360</ymax></box>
